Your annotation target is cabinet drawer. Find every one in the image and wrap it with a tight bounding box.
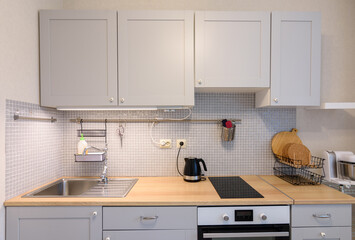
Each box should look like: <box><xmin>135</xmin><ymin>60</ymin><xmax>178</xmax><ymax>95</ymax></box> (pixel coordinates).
<box><xmin>291</xmin><ymin>204</ymin><xmax>351</xmax><ymax>227</ymax></box>
<box><xmin>291</xmin><ymin>227</ymin><xmax>351</xmax><ymax>240</ymax></box>
<box><xmin>103</xmin><ymin>207</ymin><xmax>197</xmax><ymax>230</ymax></box>
<box><xmin>103</xmin><ymin>230</ymin><xmax>197</xmax><ymax>240</ymax></box>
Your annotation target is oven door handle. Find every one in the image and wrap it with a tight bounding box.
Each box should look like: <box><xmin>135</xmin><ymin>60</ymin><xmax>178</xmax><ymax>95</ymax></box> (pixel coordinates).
<box><xmin>203</xmin><ymin>232</ymin><xmax>289</xmax><ymax>238</ymax></box>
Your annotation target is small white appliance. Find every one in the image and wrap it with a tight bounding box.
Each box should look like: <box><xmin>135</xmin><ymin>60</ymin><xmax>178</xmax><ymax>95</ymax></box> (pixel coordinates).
<box><xmin>324</xmin><ymin>150</ymin><xmax>355</xmax><ymax>185</ymax></box>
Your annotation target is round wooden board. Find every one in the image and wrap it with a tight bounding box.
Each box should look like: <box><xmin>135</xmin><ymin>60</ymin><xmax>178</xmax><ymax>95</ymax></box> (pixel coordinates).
<box><xmin>285</xmin><ymin>143</ymin><xmax>311</xmax><ymax>166</ymax></box>
<box><xmin>271</xmin><ymin>128</ymin><xmax>303</xmax><ymax>156</ymax></box>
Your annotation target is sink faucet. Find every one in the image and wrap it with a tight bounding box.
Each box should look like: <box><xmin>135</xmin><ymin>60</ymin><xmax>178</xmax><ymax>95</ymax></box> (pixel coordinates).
<box><xmin>82</xmin><ymin>145</ymin><xmax>109</xmax><ymax>184</ymax></box>
<box><xmin>101</xmin><ymin>162</ymin><xmax>108</xmax><ymax>184</ymax></box>
<box><xmin>101</xmin><ymin>145</ymin><xmax>109</xmax><ymax>184</ymax></box>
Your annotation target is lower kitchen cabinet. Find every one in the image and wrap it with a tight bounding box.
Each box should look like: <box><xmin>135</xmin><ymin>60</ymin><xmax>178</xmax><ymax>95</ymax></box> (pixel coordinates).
<box><xmin>292</xmin><ymin>227</ymin><xmax>351</xmax><ymax>240</ymax></box>
<box><xmin>291</xmin><ymin>204</ymin><xmax>352</xmax><ymax>240</ymax></box>
<box><xmin>103</xmin><ymin>230</ymin><xmax>197</xmax><ymax>240</ymax></box>
<box><xmin>6</xmin><ymin>206</ymin><xmax>102</xmax><ymax>240</ymax></box>
<box><xmin>103</xmin><ymin>206</ymin><xmax>197</xmax><ymax>240</ymax></box>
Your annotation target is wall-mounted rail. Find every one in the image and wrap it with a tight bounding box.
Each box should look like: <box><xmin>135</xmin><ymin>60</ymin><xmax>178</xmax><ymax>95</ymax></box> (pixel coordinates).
<box><xmin>14</xmin><ymin>112</ymin><xmax>57</xmax><ymax>123</ymax></box>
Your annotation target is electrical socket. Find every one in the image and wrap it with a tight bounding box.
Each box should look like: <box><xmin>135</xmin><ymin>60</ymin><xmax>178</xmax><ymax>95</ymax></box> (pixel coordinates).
<box><xmin>176</xmin><ymin>139</ymin><xmax>186</xmax><ymax>148</ymax></box>
<box><xmin>160</xmin><ymin>139</ymin><xmax>172</xmax><ymax>148</ymax></box>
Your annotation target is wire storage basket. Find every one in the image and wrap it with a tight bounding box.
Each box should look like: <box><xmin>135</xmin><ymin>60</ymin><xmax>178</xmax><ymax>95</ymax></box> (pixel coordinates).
<box><xmin>274</xmin><ymin>154</ymin><xmax>324</xmax><ymax>169</ymax></box>
<box><xmin>273</xmin><ymin>158</ymin><xmax>325</xmax><ymax>185</ymax></box>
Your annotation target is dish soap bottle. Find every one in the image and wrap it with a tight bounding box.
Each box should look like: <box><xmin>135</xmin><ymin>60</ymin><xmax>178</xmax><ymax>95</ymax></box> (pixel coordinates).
<box><xmin>77</xmin><ymin>134</ymin><xmax>88</xmax><ymax>155</ymax></box>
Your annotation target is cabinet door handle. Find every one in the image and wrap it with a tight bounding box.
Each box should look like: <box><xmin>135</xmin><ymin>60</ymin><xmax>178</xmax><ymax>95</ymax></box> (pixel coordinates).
<box><xmin>140</xmin><ymin>216</ymin><xmax>159</xmax><ymax>221</ymax></box>
<box><xmin>120</xmin><ymin>98</ymin><xmax>125</xmax><ymax>103</ymax></box>
<box><xmin>109</xmin><ymin>97</ymin><xmax>114</xmax><ymax>103</ymax></box>
<box><xmin>92</xmin><ymin>211</ymin><xmax>98</xmax><ymax>216</ymax></box>
<box><xmin>320</xmin><ymin>232</ymin><xmax>326</xmax><ymax>238</ymax></box>
<box><xmin>105</xmin><ymin>237</ymin><xmax>111</xmax><ymax>240</ymax></box>
<box><xmin>273</xmin><ymin>98</ymin><xmax>279</xmax><ymax>103</ymax></box>
<box><xmin>197</xmin><ymin>79</ymin><xmax>203</xmax><ymax>85</ymax></box>
<box><xmin>313</xmin><ymin>213</ymin><xmax>331</xmax><ymax>218</ymax></box>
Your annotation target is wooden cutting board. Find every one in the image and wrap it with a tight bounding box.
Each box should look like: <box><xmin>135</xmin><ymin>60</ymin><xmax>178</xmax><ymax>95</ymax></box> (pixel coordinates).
<box><xmin>271</xmin><ymin>128</ymin><xmax>303</xmax><ymax>156</ymax></box>
<box><xmin>282</xmin><ymin>143</ymin><xmax>311</xmax><ymax>166</ymax></box>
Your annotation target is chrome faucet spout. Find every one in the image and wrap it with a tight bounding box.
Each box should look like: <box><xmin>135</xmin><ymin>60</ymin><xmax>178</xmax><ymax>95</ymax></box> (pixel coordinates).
<box><xmin>101</xmin><ymin>165</ymin><xmax>108</xmax><ymax>184</ymax></box>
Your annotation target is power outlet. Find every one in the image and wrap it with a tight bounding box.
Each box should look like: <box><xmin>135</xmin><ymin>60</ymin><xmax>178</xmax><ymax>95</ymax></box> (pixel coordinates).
<box><xmin>160</xmin><ymin>139</ymin><xmax>172</xmax><ymax>148</ymax></box>
<box><xmin>176</xmin><ymin>139</ymin><xmax>186</xmax><ymax>148</ymax></box>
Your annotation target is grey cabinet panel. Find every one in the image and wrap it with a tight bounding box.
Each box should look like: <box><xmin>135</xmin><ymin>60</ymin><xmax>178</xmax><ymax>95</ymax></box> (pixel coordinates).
<box><xmin>291</xmin><ymin>204</ymin><xmax>351</xmax><ymax>227</ymax></box>
<box><xmin>256</xmin><ymin>12</ymin><xmax>321</xmax><ymax>107</ymax></box>
<box><xmin>291</xmin><ymin>227</ymin><xmax>351</xmax><ymax>240</ymax></box>
<box><xmin>40</xmin><ymin>10</ymin><xmax>117</xmax><ymax>107</ymax></box>
<box><xmin>103</xmin><ymin>230</ymin><xmax>197</xmax><ymax>240</ymax></box>
<box><xmin>195</xmin><ymin>11</ymin><xmax>270</xmax><ymax>89</ymax></box>
<box><xmin>118</xmin><ymin>11</ymin><xmax>194</xmax><ymax>106</ymax></box>
<box><xmin>6</xmin><ymin>206</ymin><xmax>102</xmax><ymax>240</ymax></box>
<box><xmin>103</xmin><ymin>206</ymin><xmax>197</xmax><ymax>230</ymax></box>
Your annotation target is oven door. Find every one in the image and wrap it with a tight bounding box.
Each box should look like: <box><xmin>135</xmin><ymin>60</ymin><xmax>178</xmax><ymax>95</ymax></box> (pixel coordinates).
<box><xmin>198</xmin><ymin>224</ymin><xmax>290</xmax><ymax>240</ymax></box>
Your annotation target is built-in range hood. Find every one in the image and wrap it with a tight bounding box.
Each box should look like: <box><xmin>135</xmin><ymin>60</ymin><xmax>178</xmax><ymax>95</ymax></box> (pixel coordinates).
<box><xmin>307</xmin><ymin>102</ymin><xmax>355</xmax><ymax>109</ymax></box>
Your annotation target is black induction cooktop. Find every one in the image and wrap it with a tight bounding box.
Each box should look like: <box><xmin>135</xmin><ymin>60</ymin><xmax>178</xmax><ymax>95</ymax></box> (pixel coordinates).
<box><xmin>209</xmin><ymin>176</ymin><xmax>264</xmax><ymax>199</ymax></box>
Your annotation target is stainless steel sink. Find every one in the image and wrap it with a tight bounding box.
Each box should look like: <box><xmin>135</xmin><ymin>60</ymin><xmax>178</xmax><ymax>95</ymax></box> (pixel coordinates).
<box><xmin>23</xmin><ymin>178</ymin><xmax>138</xmax><ymax>198</ymax></box>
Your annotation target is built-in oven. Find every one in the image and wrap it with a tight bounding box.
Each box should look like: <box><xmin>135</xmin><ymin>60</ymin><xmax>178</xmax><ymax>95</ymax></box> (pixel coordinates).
<box><xmin>198</xmin><ymin>206</ymin><xmax>290</xmax><ymax>240</ymax></box>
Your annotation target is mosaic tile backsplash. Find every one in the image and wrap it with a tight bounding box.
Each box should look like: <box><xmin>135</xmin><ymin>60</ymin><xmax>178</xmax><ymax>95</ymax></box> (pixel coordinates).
<box><xmin>5</xmin><ymin>100</ymin><xmax>64</xmax><ymax>199</ymax></box>
<box><xmin>5</xmin><ymin>93</ymin><xmax>296</xmax><ymax>199</ymax></box>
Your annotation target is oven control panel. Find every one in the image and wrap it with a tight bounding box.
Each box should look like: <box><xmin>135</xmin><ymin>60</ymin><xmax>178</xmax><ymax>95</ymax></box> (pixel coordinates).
<box><xmin>198</xmin><ymin>206</ymin><xmax>290</xmax><ymax>225</ymax></box>
<box><xmin>235</xmin><ymin>210</ymin><xmax>253</xmax><ymax>221</ymax></box>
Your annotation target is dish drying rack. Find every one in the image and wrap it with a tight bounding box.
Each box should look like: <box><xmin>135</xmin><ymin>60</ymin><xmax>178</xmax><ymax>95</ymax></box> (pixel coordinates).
<box><xmin>273</xmin><ymin>154</ymin><xmax>325</xmax><ymax>185</ymax></box>
<box><xmin>74</xmin><ymin>120</ymin><xmax>107</xmax><ymax>162</ymax></box>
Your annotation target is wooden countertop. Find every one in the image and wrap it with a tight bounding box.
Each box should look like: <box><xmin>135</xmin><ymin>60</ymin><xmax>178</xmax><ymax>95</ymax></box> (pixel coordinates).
<box><xmin>260</xmin><ymin>175</ymin><xmax>355</xmax><ymax>205</ymax></box>
<box><xmin>5</xmin><ymin>176</ymin><xmax>355</xmax><ymax>207</ymax></box>
<box><xmin>5</xmin><ymin>176</ymin><xmax>292</xmax><ymax>206</ymax></box>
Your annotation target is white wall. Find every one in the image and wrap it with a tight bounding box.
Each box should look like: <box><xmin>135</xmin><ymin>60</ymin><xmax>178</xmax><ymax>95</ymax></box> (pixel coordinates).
<box><xmin>0</xmin><ymin>1</ymin><xmax>63</xmax><ymax>239</ymax></box>
<box><xmin>64</xmin><ymin>0</ymin><xmax>355</xmax><ymax>157</ymax></box>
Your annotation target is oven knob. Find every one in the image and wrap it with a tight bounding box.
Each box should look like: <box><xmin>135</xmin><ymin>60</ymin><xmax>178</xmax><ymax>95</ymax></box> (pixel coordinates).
<box><xmin>222</xmin><ymin>214</ymin><xmax>230</xmax><ymax>221</ymax></box>
<box><xmin>260</xmin><ymin>213</ymin><xmax>267</xmax><ymax>221</ymax></box>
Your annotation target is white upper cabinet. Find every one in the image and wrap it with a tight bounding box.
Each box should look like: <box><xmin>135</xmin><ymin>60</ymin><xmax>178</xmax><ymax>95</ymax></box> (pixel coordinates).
<box><xmin>40</xmin><ymin>10</ymin><xmax>118</xmax><ymax>108</ymax></box>
<box><xmin>195</xmin><ymin>11</ymin><xmax>271</xmax><ymax>90</ymax></box>
<box><xmin>118</xmin><ymin>11</ymin><xmax>194</xmax><ymax>106</ymax></box>
<box><xmin>256</xmin><ymin>12</ymin><xmax>321</xmax><ymax>107</ymax></box>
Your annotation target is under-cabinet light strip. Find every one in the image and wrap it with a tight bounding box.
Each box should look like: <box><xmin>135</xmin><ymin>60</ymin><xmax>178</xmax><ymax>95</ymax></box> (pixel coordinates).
<box><xmin>70</xmin><ymin>118</ymin><xmax>241</xmax><ymax>124</ymax></box>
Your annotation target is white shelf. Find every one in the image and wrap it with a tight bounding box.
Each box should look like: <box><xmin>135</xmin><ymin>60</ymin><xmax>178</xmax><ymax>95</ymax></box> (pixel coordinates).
<box><xmin>307</xmin><ymin>102</ymin><xmax>355</xmax><ymax>110</ymax></box>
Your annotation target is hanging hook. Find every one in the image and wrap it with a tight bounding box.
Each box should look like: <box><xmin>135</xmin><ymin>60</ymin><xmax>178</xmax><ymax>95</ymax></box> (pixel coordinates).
<box><xmin>80</xmin><ymin>119</ymin><xmax>83</xmax><ymax>135</ymax></box>
<box><xmin>104</xmin><ymin>119</ymin><xmax>108</xmax><ymax>145</ymax></box>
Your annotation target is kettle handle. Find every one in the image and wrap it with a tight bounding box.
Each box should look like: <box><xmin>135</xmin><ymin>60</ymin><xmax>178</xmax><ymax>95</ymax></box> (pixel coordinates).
<box><xmin>198</xmin><ymin>159</ymin><xmax>207</xmax><ymax>171</ymax></box>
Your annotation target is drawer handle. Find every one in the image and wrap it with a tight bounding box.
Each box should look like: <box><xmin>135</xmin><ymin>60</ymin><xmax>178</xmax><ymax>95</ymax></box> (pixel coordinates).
<box><xmin>313</xmin><ymin>213</ymin><xmax>331</xmax><ymax>219</ymax></box>
<box><xmin>140</xmin><ymin>216</ymin><xmax>159</xmax><ymax>221</ymax></box>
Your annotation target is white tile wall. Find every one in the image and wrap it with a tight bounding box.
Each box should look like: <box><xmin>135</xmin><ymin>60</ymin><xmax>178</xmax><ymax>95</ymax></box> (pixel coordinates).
<box><xmin>5</xmin><ymin>100</ymin><xmax>64</xmax><ymax>199</ymax></box>
<box><xmin>63</xmin><ymin>93</ymin><xmax>296</xmax><ymax>177</ymax></box>
<box><xmin>5</xmin><ymin>93</ymin><xmax>296</xmax><ymax>198</ymax></box>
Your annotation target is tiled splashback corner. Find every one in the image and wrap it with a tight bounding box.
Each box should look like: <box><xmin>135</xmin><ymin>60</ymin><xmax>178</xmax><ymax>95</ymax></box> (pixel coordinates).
<box><xmin>5</xmin><ymin>100</ymin><xmax>64</xmax><ymax>199</ymax></box>
<box><xmin>63</xmin><ymin>93</ymin><xmax>296</xmax><ymax>177</ymax></box>
<box><xmin>5</xmin><ymin>93</ymin><xmax>296</xmax><ymax>199</ymax></box>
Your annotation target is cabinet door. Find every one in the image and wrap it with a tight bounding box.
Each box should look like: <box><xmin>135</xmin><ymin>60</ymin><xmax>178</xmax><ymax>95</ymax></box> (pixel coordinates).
<box><xmin>103</xmin><ymin>230</ymin><xmax>197</xmax><ymax>240</ymax></box>
<box><xmin>292</xmin><ymin>227</ymin><xmax>351</xmax><ymax>240</ymax></box>
<box><xmin>257</xmin><ymin>12</ymin><xmax>321</xmax><ymax>107</ymax></box>
<box><xmin>195</xmin><ymin>11</ymin><xmax>270</xmax><ymax>89</ymax></box>
<box><xmin>118</xmin><ymin>11</ymin><xmax>194</xmax><ymax>106</ymax></box>
<box><xmin>40</xmin><ymin>10</ymin><xmax>117</xmax><ymax>107</ymax></box>
<box><xmin>103</xmin><ymin>206</ymin><xmax>197</xmax><ymax>230</ymax></box>
<box><xmin>291</xmin><ymin>204</ymin><xmax>351</xmax><ymax>228</ymax></box>
<box><xmin>6</xmin><ymin>206</ymin><xmax>102</xmax><ymax>240</ymax></box>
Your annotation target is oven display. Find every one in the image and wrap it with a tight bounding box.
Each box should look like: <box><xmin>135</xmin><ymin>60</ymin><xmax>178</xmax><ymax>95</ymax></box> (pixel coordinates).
<box><xmin>235</xmin><ymin>210</ymin><xmax>253</xmax><ymax>221</ymax></box>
